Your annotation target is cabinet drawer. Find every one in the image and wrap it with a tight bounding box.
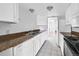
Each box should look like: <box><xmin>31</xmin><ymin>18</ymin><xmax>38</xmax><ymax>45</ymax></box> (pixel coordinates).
<box><xmin>0</xmin><ymin>48</ymin><xmax>13</xmax><ymax>56</ymax></box>
<box><xmin>13</xmin><ymin>43</ymin><xmax>24</xmax><ymax>56</ymax></box>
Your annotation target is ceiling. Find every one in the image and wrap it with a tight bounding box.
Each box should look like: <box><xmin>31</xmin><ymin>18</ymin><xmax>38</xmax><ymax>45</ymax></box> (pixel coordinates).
<box><xmin>19</xmin><ymin>3</ymin><xmax>70</xmax><ymax>16</ymax></box>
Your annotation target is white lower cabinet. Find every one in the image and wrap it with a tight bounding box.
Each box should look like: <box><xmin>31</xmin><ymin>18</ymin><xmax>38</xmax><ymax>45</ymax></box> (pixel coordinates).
<box><xmin>13</xmin><ymin>43</ymin><xmax>24</xmax><ymax>56</ymax></box>
<box><xmin>59</xmin><ymin>33</ymin><xmax>64</xmax><ymax>56</ymax></box>
<box><xmin>41</xmin><ymin>31</ymin><xmax>48</xmax><ymax>44</ymax></box>
<box><xmin>0</xmin><ymin>31</ymin><xmax>47</xmax><ymax>56</ymax></box>
<box><xmin>22</xmin><ymin>38</ymin><xmax>34</xmax><ymax>56</ymax></box>
<box><xmin>14</xmin><ymin>38</ymin><xmax>34</xmax><ymax>56</ymax></box>
<box><xmin>33</xmin><ymin>31</ymin><xmax>47</xmax><ymax>55</ymax></box>
<box><xmin>0</xmin><ymin>48</ymin><xmax>13</xmax><ymax>56</ymax></box>
<box><xmin>33</xmin><ymin>35</ymin><xmax>41</xmax><ymax>55</ymax></box>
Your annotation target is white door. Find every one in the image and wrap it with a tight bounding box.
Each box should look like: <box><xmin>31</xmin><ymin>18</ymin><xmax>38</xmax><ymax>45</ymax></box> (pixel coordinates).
<box><xmin>48</xmin><ymin>17</ymin><xmax>58</xmax><ymax>45</ymax></box>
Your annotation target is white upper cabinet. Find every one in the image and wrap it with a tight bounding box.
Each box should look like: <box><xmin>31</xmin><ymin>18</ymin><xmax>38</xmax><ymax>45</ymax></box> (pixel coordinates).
<box><xmin>70</xmin><ymin>17</ymin><xmax>79</xmax><ymax>27</ymax></box>
<box><xmin>0</xmin><ymin>3</ymin><xmax>19</xmax><ymax>23</ymax></box>
<box><xmin>66</xmin><ymin>3</ymin><xmax>79</xmax><ymax>26</ymax></box>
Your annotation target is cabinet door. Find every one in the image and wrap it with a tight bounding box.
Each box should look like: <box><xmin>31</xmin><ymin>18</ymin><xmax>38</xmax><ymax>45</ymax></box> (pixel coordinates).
<box><xmin>40</xmin><ymin>31</ymin><xmax>47</xmax><ymax>45</ymax></box>
<box><xmin>64</xmin><ymin>42</ymin><xmax>73</xmax><ymax>56</ymax></box>
<box><xmin>59</xmin><ymin>33</ymin><xmax>64</xmax><ymax>56</ymax></box>
<box><xmin>0</xmin><ymin>3</ymin><xmax>19</xmax><ymax>23</ymax></box>
<box><xmin>33</xmin><ymin>32</ymin><xmax>47</xmax><ymax>55</ymax></box>
<box><xmin>22</xmin><ymin>38</ymin><xmax>34</xmax><ymax>56</ymax></box>
<box><xmin>13</xmin><ymin>43</ymin><xmax>24</xmax><ymax>56</ymax></box>
<box><xmin>33</xmin><ymin>34</ymin><xmax>42</xmax><ymax>55</ymax></box>
<box><xmin>0</xmin><ymin>48</ymin><xmax>13</xmax><ymax>56</ymax></box>
<box><xmin>37</xmin><ymin>34</ymin><xmax>42</xmax><ymax>50</ymax></box>
<box><xmin>66</xmin><ymin>4</ymin><xmax>79</xmax><ymax>24</ymax></box>
<box><xmin>12</xmin><ymin>3</ymin><xmax>19</xmax><ymax>23</ymax></box>
<box><xmin>33</xmin><ymin>36</ymin><xmax>38</xmax><ymax>55</ymax></box>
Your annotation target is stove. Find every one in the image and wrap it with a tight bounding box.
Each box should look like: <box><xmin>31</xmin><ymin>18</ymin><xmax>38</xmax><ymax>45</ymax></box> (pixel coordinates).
<box><xmin>64</xmin><ymin>36</ymin><xmax>79</xmax><ymax>56</ymax></box>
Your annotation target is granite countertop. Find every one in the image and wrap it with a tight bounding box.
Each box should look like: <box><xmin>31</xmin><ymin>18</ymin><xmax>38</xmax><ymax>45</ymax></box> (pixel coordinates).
<box><xmin>0</xmin><ymin>29</ymin><xmax>45</xmax><ymax>52</ymax></box>
<box><xmin>60</xmin><ymin>32</ymin><xmax>71</xmax><ymax>36</ymax></box>
<box><xmin>60</xmin><ymin>31</ymin><xmax>79</xmax><ymax>56</ymax></box>
<box><xmin>60</xmin><ymin>31</ymin><xmax>79</xmax><ymax>42</ymax></box>
<box><xmin>60</xmin><ymin>31</ymin><xmax>79</xmax><ymax>38</ymax></box>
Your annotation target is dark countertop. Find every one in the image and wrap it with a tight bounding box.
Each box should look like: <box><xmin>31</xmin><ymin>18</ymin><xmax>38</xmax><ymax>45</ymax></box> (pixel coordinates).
<box><xmin>60</xmin><ymin>31</ymin><xmax>79</xmax><ymax>56</ymax></box>
<box><xmin>64</xmin><ymin>39</ymin><xmax>79</xmax><ymax>56</ymax></box>
<box><xmin>60</xmin><ymin>31</ymin><xmax>79</xmax><ymax>41</ymax></box>
<box><xmin>0</xmin><ymin>29</ymin><xmax>45</xmax><ymax>52</ymax></box>
<box><xmin>60</xmin><ymin>32</ymin><xmax>79</xmax><ymax>37</ymax></box>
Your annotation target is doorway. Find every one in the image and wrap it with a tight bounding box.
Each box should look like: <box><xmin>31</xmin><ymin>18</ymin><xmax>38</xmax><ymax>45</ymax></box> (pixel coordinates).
<box><xmin>48</xmin><ymin>16</ymin><xmax>59</xmax><ymax>46</ymax></box>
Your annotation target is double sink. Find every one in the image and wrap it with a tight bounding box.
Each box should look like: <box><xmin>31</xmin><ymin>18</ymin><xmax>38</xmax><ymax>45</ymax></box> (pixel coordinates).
<box><xmin>64</xmin><ymin>36</ymin><xmax>79</xmax><ymax>55</ymax></box>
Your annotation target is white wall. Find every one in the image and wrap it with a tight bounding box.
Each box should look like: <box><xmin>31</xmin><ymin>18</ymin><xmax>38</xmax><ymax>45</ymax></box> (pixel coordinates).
<box><xmin>0</xmin><ymin>4</ymin><xmax>38</xmax><ymax>35</ymax></box>
<box><xmin>0</xmin><ymin>23</ymin><xmax>11</xmax><ymax>35</ymax></box>
<box><xmin>65</xmin><ymin>3</ymin><xmax>79</xmax><ymax>32</ymax></box>
<box><xmin>0</xmin><ymin>3</ymin><xmax>71</xmax><ymax>35</ymax></box>
<box><xmin>10</xmin><ymin>6</ymin><xmax>38</xmax><ymax>33</ymax></box>
<box><xmin>59</xmin><ymin>19</ymin><xmax>71</xmax><ymax>32</ymax></box>
<box><xmin>72</xmin><ymin>28</ymin><xmax>79</xmax><ymax>32</ymax></box>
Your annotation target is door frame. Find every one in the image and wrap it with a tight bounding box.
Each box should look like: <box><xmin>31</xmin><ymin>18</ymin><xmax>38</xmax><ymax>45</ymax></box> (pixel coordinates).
<box><xmin>47</xmin><ymin>16</ymin><xmax>59</xmax><ymax>47</ymax></box>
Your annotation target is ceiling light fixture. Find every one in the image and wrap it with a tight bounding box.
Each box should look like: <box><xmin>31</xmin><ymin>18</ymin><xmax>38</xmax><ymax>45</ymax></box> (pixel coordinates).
<box><xmin>46</xmin><ymin>6</ymin><xmax>53</xmax><ymax>11</ymax></box>
<box><xmin>29</xmin><ymin>8</ymin><xmax>34</xmax><ymax>13</ymax></box>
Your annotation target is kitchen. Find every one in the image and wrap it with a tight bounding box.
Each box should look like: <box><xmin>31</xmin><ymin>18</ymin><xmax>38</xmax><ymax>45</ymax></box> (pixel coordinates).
<box><xmin>0</xmin><ymin>3</ymin><xmax>79</xmax><ymax>56</ymax></box>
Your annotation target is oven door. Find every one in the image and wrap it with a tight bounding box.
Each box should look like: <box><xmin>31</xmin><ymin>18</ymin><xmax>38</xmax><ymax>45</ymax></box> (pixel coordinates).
<box><xmin>64</xmin><ymin>41</ymin><xmax>73</xmax><ymax>56</ymax></box>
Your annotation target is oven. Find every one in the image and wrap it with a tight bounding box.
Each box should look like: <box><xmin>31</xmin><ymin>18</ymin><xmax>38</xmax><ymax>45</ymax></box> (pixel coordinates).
<box><xmin>64</xmin><ymin>41</ymin><xmax>73</xmax><ymax>56</ymax></box>
<box><xmin>64</xmin><ymin>37</ymin><xmax>79</xmax><ymax>56</ymax></box>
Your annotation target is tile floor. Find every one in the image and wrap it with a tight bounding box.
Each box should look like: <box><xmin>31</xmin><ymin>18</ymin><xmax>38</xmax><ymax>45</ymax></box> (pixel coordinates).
<box><xmin>36</xmin><ymin>40</ymin><xmax>62</xmax><ymax>56</ymax></box>
<box><xmin>36</xmin><ymin>32</ymin><xmax>62</xmax><ymax>56</ymax></box>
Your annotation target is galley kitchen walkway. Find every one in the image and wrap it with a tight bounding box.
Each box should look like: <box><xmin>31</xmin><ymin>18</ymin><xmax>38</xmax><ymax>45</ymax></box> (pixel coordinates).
<box><xmin>36</xmin><ymin>40</ymin><xmax>62</xmax><ymax>56</ymax></box>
